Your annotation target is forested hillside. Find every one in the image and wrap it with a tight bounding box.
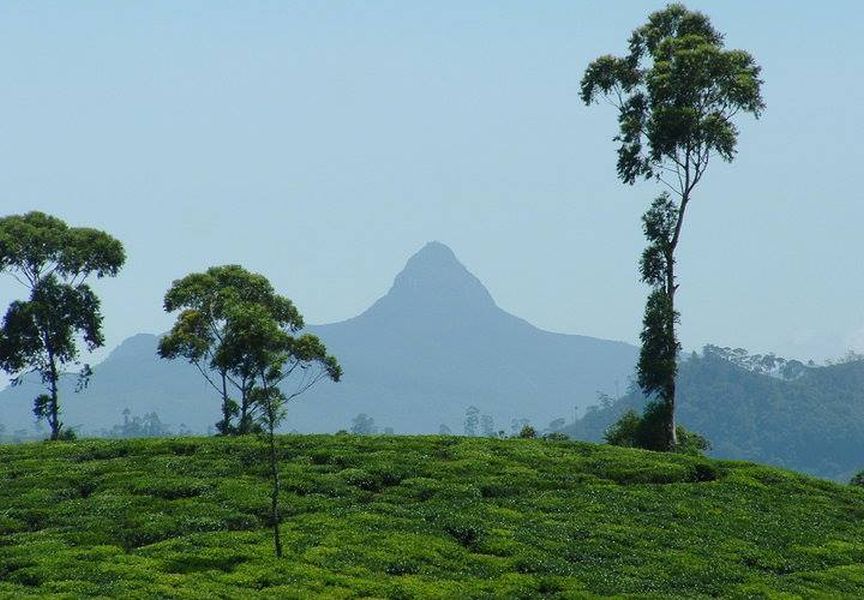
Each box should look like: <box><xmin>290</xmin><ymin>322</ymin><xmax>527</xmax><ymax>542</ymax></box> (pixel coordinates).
<box><xmin>566</xmin><ymin>349</ymin><xmax>864</xmax><ymax>481</ymax></box>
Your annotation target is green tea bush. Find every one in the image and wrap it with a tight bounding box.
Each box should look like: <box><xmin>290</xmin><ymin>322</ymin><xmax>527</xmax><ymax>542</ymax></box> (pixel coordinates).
<box><xmin>0</xmin><ymin>435</ymin><xmax>863</xmax><ymax>598</ymax></box>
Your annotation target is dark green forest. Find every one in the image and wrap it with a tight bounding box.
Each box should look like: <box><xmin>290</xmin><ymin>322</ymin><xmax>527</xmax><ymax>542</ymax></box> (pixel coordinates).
<box><xmin>566</xmin><ymin>347</ymin><xmax>864</xmax><ymax>482</ymax></box>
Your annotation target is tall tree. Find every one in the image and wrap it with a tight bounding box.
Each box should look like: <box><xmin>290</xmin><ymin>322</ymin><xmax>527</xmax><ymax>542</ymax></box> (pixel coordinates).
<box><xmin>0</xmin><ymin>212</ymin><xmax>125</xmax><ymax>440</ymax></box>
<box><xmin>581</xmin><ymin>4</ymin><xmax>764</xmax><ymax>449</ymax></box>
<box><xmin>226</xmin><ymin>301</ymin><xmax>340</xmax><ymax>558</ymax></box>
<box><xmin>157</xmin><ymin>265</ymin><xmax>302</xmax><ymax>434</ymax></box>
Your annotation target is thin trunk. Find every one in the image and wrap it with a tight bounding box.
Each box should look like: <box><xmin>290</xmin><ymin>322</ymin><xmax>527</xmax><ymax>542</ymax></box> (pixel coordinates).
<box><xmin>267</xmin><ymin>404</ymin><xmax>283</xmax><ymax>558</ymax></box>
<box><xmin>239</xmin><ymin>380</ymin><xmax>251</xmax><ymax>434</ymax></box>
<box><xmin>48</xmin><ymin>352</ymin><xmax>60</xmax><ymax>440</ymax></box>
<box><xmin>663</xmin><ymin>191</ymin><xmax>690</xmax><ymax>452</ymax></box>
<box><xmin>664</xmin><ymin>259</ymin><xmax>678</xmax><ymax>450</ymax></box>
<box><xmin>220</xmin><ymin>370</ymin><xmax>232</xmax><ymax>435</ymax></box>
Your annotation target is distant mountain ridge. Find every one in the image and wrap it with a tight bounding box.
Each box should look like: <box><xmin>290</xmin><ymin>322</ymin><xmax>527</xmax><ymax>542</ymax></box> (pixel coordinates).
<box><xmin>0</xmin><ymin>242</ymin><xmax>638</xmax><ymax>435</ymax></box>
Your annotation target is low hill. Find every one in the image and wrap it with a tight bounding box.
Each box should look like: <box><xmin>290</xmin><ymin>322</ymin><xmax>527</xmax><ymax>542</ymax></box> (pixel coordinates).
<box><xmin>0</xmin><ymin>241</ymin><xmax>638</xmax><ymax>435</ymax></box>
<box><xmin>566</xmin><ymin>349</ymin><xmax>864</xmax><ymax>481</ymax></box>
<box><xmin>1</xmin><ymin>435</ymin><xmax>864</xmax><ymax>598</ymax></box>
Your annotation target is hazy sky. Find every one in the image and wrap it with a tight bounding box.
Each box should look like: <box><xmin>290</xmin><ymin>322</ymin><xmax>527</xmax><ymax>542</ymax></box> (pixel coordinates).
<box><xmin>2</xmin><ymin>1</ymin><xmax>863</xmax><ymax>364</ymax></box>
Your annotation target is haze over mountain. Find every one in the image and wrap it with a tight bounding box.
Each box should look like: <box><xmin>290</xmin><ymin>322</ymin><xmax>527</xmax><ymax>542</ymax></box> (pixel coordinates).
<box><xmin>0</xmin><ymin>242</ymin><xmax>638</xmax><ymax>435</ymax></box>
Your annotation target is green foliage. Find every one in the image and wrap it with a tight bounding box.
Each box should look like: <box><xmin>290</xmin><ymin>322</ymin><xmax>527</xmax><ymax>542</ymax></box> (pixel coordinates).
<box><xmin>676</xmin><ymin>426</ymin><xmax>711</xmax><ymax>456</ymax></box>
<box><xmin>637</xmin><ymin>289</ymin><xmax>680</xmax><ymax>403</ymax></box>
<box><xmin>158</xmin><ymin>265</ymin><xmax>305</xmax><ymax>435</ymax></box>
<box><xmin>580</xmin><ymin>4</ymin><xmax>764</xmax><ymax>186</ymax></box>
<box><xmin>605</xmin><ymin>404</ymin><xmax>710</xmax><ymax>456</ymax></box>
<box><xmin>159</xmin><ymin>265</ymin><xmax>341</xmax><ymax>437</ymax></box>
<box><xmin>0</xmin><ymin>435</ymin><xmax>863</xmax><ymax>598</ymax></box>
<box><xmin>0</xmin><ymin>211</ymin><xmax>125</xmax><ymax>440</ymax></box>
<box><xmin>604</xmin><ymin>409</ymin><xmax>642</xmax><ymax>448</ymax></box>
<box><xmin>517</xmin><ymin>425</ymin><xmax>536</xmax><ymax>439</ymax></box>
<box><xmin>850</xmin><ymin>472</ymin><xmax>864</xmax><ymax>487</ymax></box>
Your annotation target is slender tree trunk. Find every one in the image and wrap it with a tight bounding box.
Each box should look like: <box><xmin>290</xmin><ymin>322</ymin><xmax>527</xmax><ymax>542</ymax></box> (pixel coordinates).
<box><xmin>219</xmin><ymin>370</ymin><xmax>233</xmax><ymax>435</ymax></box>
<box><xmin>664</xmin><ymin>262</ymin><xmax>678</xmax><ymax>451</ymax></box>
<box><xmin>47</xmin><ymin>350</ymin><xmax>61</xmax><ymax>441</ymax></box>
<box><xmin>267</xmin><ymin>406</ymin><xmax>283</xmax><ymax>558</ymax></box>
<box><xmin>239</xmin><ymin>383</ymin><xmax>250</xmax><ymax>434</ymax></box>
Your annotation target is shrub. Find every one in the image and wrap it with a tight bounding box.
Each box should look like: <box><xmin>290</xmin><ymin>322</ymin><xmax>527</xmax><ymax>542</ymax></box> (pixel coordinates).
<box><xmin>604</xmin><ymin>404</ymin><xmax>710</xmax><ymax>455</ymax></box>
<box><xmin>518</xmin><ymin>425</ymin><xmax>536</xmax><ymax>439</ymax></box>
<box><xmin>676</xmin><ymin>428</ymin><xmax>712</xmax><ymax>456</ymax></box>
<box><xmin>604</xmin><ymin>410</ymin><xmax>642</xmax><ymax>448</ymax></box>
<box><xmin>850</xmin><ymin>471</ymin><xmax>864</xmax><ymax>487</ymax></box>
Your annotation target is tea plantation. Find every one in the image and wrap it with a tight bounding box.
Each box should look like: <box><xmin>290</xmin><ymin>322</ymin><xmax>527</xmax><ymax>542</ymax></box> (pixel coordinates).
<box><xmin>1</xmin><ymin>435</ymin><xmax>864</xmax><ymax>598</ymax></box>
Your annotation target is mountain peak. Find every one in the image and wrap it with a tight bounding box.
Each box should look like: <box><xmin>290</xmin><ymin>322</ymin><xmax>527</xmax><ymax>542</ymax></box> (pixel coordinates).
<box><xmin>400</xmin><ymin>241</ymin><xmax>463</xmax><ymax>275</ymax></box>
<box><xmin>365</xmin><ymin>242</ymin><xmax>497</xmax><ymax>319</ymax></box>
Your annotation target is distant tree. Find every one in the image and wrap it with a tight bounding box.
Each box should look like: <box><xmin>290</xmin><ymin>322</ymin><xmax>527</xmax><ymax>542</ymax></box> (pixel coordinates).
<box><xmin>104</xmin><ymin>409</ymin><xmax>173</xmax><ymax>438</ymax></box>
<box><xmin>350</xmin><ymin>413</ymin><xmax>377</xmax><ymax>435</ymax></box>
<box><xmin>703</xmin><ymin>344</ymin><xmax>807</xmax><ymax>380</ymax></box>
<box><xmin>438</xmin><ymin>424</ymin><xmax>452</xmax><ymax>435</ymax></box>
<box><xmin>158</xmin><ymin>265</ymin><xmax>303</xmax><ymax>435</ymax></box>
<box><xmin>581</xmin><ymin>4</ymin><xmax>764</xmax><ymax>450</ymax></box>
<box><xmin>464</xmin><ymin>406</ymin><xmax>479</xmax><ymax>437</ymax></box>
<box><xmin>228</xmin><ymin>301</ymin><xmax>340</xmax><ymax>559</ymax></box>
<box><xmin>0</xmin><ymin>212</ymin><xmax>125</xmax><ymax>440</ymax></box>
<box><xmin>480</xmin><ymin>414</ymin><xmax>495</xmax><ymax>437</ymax></box>
<box><xmin>510</xmin><ymin>417</ymin><xmax>530</xmax><ymax>437</ymax></box>
<box><xmin>518</xmin><ymin>424</ymin><xmax>537</xmax><ymax>439</ymax></box>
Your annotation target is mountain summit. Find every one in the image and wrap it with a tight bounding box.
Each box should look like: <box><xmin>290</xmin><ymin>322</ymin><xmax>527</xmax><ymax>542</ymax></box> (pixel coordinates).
<box><xmin>362</xmin><ymin>241</ymin><xmax>496</xmax><ymax>322</ymax></box>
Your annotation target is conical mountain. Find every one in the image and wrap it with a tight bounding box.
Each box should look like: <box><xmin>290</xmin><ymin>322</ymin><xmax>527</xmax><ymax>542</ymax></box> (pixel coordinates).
<box><xmin>0</xmin><ymin>242</ymin><xmax>638</xmax><ymax>435</ymax></box>
<box><xmin>295</xmin><ymin>242</ymin><xmax>638</xmax><ymax>433</ymax></box>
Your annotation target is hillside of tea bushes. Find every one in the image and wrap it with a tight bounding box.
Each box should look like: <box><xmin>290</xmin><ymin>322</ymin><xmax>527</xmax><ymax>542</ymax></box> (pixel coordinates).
<box><xmin>2</xmin><ymin>435</ymin><xmax>864</xmax><ymax>598</ymax></box>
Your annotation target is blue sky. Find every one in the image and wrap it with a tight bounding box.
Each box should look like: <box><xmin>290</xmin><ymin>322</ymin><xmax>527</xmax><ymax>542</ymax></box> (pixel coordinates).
<box><xmin>1</xmin><ymin>1</ymin><xmax>862</xmax><ymax>363</ymax></box>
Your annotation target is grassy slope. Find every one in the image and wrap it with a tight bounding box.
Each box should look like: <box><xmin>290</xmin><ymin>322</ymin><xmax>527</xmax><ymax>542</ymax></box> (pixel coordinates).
<box><xmin>1</xmin><ymin>436</ymin><xmax>864</xmax><ymax>599</ymax></box>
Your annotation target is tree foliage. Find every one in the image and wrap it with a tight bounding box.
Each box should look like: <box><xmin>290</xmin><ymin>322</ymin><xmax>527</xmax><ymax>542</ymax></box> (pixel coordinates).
<box><xmin>0</xmin><ymin>212</ymin><xmax>125</xmax><ymax>440</ymax></box>
<box><xmin>604</xmin><ymin>405</ymin><xmax>710</xmax><ymax>455</ymax></box>
<box><xmin>157</xmin><ymin>265</ymin><xmax>304</xmax><ymax>434</ymax></box>
<box><xmin>582</xmin><ymin>4</ymin><xmax>763</xmax><ymax>450</ymax></box>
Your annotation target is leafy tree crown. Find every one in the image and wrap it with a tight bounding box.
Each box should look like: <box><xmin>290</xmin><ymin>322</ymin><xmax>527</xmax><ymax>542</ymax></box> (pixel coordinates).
<box><xmin>581</xmin><ymin>3</ymin><xmax>764</xmax><ymax>191</ymax></box>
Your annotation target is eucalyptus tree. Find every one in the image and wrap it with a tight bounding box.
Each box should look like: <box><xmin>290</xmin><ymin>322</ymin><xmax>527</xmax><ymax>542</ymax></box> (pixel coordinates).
<box><xmin>158</xmin><ymin>265</ymin><xmax>302</xmax><ymax>434</ymax></box>
<box><xmin>581</xmin><ymin>4</ymin><xmax>764</xmax><ymax>449</ymax></box>
<box><xmin>0</xmin><ymin>211</ymin><xmax>125</xmax><ymax>440</ymax></box>
<box><xmin>224</xmin><ymin>301</ymin><xmax>341</xmax><ymax>558</ymax></box>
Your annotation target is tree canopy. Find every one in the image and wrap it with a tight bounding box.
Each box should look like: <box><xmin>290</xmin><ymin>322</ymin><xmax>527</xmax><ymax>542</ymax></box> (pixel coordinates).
<box><xmin>580</xmin><ymin>3</ymin><xmax>764</xmax><ymax>193</ymax></box>
<box><xmin>0</xmin><ymin>211</ymin><xmax>125</xmax><ymax>440</ymax></box>
<box><xmin>158</xmin><ymin>265</ymin><xmax>340</xmax><ymax>435</ymax></box>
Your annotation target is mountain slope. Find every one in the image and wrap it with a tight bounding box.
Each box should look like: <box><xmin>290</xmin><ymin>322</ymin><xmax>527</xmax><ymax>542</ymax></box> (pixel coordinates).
<box><xmin>566</xmin><ymin>350</ymin><xmax>864</xmax><ymax>481</ymax></box>
<box><xmin>2</xmin><ymin>435</ymin><xmax>864</xmax><ymax>598</ymax></box>
<box><xmin>0</xmin><ymin>242</ymin><xmax>638</xmax><ymax>435</ymax></box>
<box><xmin>295</xmin><ymin>241</ymin><xmax>638</xmax><ymax>433</ymax></box>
